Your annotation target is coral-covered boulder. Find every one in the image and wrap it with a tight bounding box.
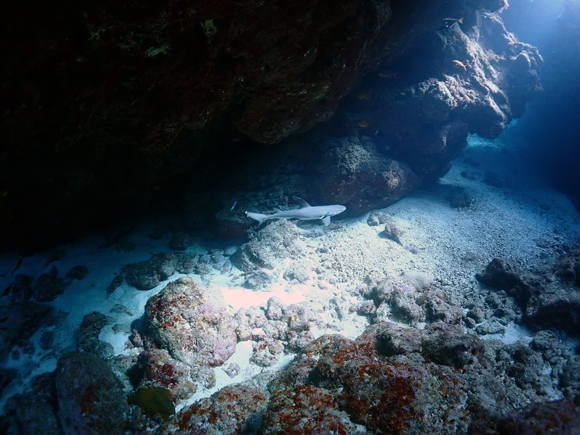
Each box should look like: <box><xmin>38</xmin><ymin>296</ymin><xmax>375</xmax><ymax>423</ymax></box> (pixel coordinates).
<box><xmin>262</xmin><ymin>322</ymin><xmax>545</xmax><ymax>434</ymax></box>
<box><xmin>260</xmin><ymin>385</ymin><xmax>363</xmax><ymax>434</ymax></box>
<box><xmin>137</xmin><ymin>348</ymin><xmax>197</xmax><ymax>401</ymax></box>
<box><xmin>152</xmin><ymin>320</ymin><xmax>578</xmax><ymax>434</ymax></box>
<box><xmin>159</xmin><ymin>384</ymin><xmax>268</xmax><ymax>434</ymax></box>
<box><xmin>144</xmin><ymin>277</ymin><xmax>237</xmax><ymax>368</ymax></box>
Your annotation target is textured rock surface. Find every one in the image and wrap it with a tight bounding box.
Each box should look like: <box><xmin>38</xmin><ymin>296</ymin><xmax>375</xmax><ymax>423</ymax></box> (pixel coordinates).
<box><xmin>260</xmin><ymin>385</ymin><xmax>365</xmax><ymax>434</ymax></box>
<box><xmin>231</xmin><ymin>297</ymin><xmax>324</xmax><ymax>366</ymax></box>
<box><xmin>159</xmin><ymin>384</ymin><xmax>268</xmax><ymax>434</ymax></box>
<box><xmin>76</xmin><ymin>311</ymin><xmax>114</xmax><ymax>358</ymax></box>
<box><xmin>231</xmin><ymin>219</ymin><xmax>304</xmax><ymax>273</ymax></box>
<box><xmin>469</xmin><ymin>400</ymin><xmax>580</xmax><ymax>435</ymax></box>
<box><xmin>477</xmin><ymin>256</ymin><xmax>580</xmax><ymax>334</ymax></box>
<box><xmin>0</xmin><ymin>301</ymin><xmax>52</xmax><ymax>361</ymax></box>
<box><xmin>144</xmin><ymin>277</ymin><xmax>237</xmax><ymax>368</ymax></box>
<box><xmin>314</xmin><ymin>136</ymin><xmax>420</xmax><ymax>215</ymax></box>
<box><xmin>333</xmin><ymin>11</ymin><xmax>542</xmax><ymax>177</ymax></box>
<box><xmin>31</xmin><ymin>266</ymin><xmax>69</xmax><ymax>302</ymax></box>
<box><xmin>55</xmin><ymin>352</ymin><xmax>130</xmax><ymax>435</ymax></box>
<box><xmin>3</xmin><ymin>373</ymin><xmax>62</xmax><ymax>435</ymax></box>
<box><xmin>154</xmin><ymin>320</ymin><xmax>580</xmax><ymax>434</ymax></box>
<box><xmin>122</xmin><ymin>252</ymin><xmax>197</xmax><ymax>290</ymax></box>
<box><xmin>557</xmin><ymin>250</ymin><xmax>580</xmax><ymax>287</ymax></box>
<box><xmin>137</xmin><ymin>348</ymin><xmax>197</xmax><ymax>402</ymax></box>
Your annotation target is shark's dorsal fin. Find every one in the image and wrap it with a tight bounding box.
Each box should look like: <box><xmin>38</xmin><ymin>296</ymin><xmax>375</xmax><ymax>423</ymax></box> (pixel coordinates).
<box><xmin>273</xmin><ymin>208</ymin><xmax>282</xmax><ymax>213</ymax></box>
<box><xmin>296</xmin><ymin>198</ymin><xmax>311</xmax><ymax>208</ymax></box>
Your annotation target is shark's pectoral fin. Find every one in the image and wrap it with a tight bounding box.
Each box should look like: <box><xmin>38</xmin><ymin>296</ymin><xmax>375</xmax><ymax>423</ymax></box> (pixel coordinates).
<box><xmin>322</xmin><ymin>216</ymin><xmax>331</xmax><ymax>226</ymax></box>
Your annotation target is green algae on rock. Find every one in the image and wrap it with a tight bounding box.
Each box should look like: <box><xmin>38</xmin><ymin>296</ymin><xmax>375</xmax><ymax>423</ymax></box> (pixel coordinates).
<box><xmin>128</xmin><ymin>386</ymin><xmax>175</xmax><ymax>422</ymax></box>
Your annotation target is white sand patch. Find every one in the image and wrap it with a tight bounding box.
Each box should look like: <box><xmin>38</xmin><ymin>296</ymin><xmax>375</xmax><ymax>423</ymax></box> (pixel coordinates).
<box><xmin>479</xmin><ymin>321</ymin><xmax>534</xmax><ymax>345</ymax></box>
<box><xmin>222</xmin><ymin>286</ymin><xmax>307</xmax><ymax>310</ymax></box>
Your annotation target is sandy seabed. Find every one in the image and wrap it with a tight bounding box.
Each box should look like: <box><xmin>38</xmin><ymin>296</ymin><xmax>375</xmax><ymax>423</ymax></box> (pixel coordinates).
<box><xmin>1</xmin><ymin>133</ymin><xmax>578</xmax><ymax>412</ymax></box>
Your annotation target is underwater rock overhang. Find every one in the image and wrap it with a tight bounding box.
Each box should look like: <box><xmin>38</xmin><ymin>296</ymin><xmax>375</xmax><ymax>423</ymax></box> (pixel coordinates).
<box><xmin>0</xmin><ymin>0</ymin><xmax>540</xmax><ymax>252</ymax></box>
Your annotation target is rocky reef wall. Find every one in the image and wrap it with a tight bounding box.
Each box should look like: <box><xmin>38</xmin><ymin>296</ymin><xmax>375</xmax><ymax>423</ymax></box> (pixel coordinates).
<box><xmin>1</xmin><ymin>0</ymin><xmax>541</xmax><ymax>252</ymax></box>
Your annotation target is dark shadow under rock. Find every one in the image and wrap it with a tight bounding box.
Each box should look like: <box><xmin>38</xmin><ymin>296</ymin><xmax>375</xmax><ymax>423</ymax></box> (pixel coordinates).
<box><xmin>448</xmin><ymin>186</ymin><xmax>473</xmax><ymax>208</ymax></box>
<box><xmin>31</xmin><ymin>266</ymin><xmax>70</xmax><ymax>302</ymax></box>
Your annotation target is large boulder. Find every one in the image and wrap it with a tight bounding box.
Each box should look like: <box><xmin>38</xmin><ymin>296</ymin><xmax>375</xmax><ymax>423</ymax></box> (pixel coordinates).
<box><xmin>55</xmin><ymin>352</ymin><xmax>130</xmax><ymax>435</ymax></box>
<box><xmin>144</xmin><ymin>277</ymin><xmax>237</xmax><ymax>368</ymax></box>
<box><xmin>312</xmin><ymin>136</ymin><xmax>420</xmax><ymax>215</ymax></box>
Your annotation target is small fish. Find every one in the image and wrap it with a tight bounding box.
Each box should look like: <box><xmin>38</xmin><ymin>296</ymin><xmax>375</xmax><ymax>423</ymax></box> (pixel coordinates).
<box><xmin>452</xmin><ymin>60</ymin><xmax>467</xmax><ymax>71</ymax></box>
<box><xmin>442</xmin><ymin>17</ymin><xmax>464</xmax><ymax>24</ymax></box>
<box><xmin>358</xmin><ymin>120</ymin><xmax>370</xmax><ymax>128</ymax></box>
<box><xmin>357</xmin><ymin>90</ymin><xmax>372</xmax><ymax>100</ymax></box>
<box><xmin>378</xmin><ymin>70</ymin><xmax>398</xmax><ymax>79</ymax></box>
<box><xmin>11</xmin><ymin>258</ymin><xmax>22</xmax><ymax>275</ymax></box>
<box><xmin>319</xmin><ymin>212</ymin><xmax>331</xmax><ymax>220</ymax></box>
<box><xmin>230</xmin><ymin>201</ymin><xmax>237</xmax><ymax>212</ymax></box>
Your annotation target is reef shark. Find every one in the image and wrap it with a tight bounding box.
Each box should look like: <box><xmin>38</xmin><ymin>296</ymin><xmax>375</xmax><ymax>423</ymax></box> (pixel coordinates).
<box><xmin>245</xmin><ymin>199</ymin><xmax>346</xmax><ymax>226</ymax></box>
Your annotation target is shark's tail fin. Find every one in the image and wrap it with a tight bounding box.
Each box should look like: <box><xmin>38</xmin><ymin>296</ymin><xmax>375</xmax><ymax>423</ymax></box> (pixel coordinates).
<box><xmin>245</xmin><ymin>211</ymin><xmax>268</xmax><ymax>225</ymax></box>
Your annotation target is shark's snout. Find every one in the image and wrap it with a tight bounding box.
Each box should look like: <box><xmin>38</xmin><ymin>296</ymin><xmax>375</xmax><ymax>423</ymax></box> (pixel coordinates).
<box><xmin>331</xmin><ymin>205</ymin><xmax>347</xmax><ymax>216</ymax></box>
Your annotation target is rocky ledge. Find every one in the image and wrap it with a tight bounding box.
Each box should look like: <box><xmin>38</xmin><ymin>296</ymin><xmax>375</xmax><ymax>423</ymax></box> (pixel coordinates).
<box><xmin>1</xmin><ymin>0</ymin><xmax>540</xmax><ymax>252</ymax></box>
